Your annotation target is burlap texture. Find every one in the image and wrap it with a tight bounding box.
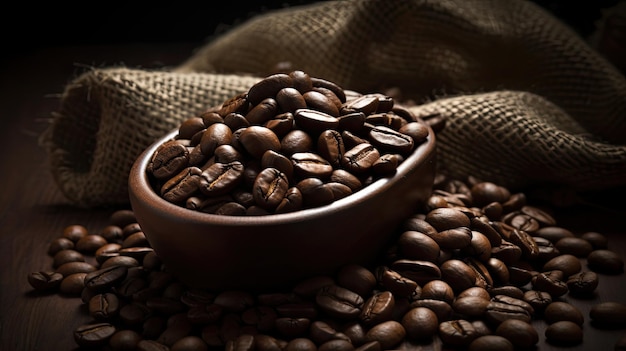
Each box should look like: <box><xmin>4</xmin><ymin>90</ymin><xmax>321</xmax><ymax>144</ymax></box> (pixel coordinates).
<box><xmin>40</xmin><ymin>0</ymin><xmax>626</xmax><ymax>207</ymax></box>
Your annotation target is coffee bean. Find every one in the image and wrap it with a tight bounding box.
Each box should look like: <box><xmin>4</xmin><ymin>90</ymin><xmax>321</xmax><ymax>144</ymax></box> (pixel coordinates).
<box><xmin>545</xmin><ymin>321</ymin><xmax>583</xmax><ymax>345</ymax></box>
<box><xmin>590</xmin><ymin>302</ymin><xmax>626</xmax><ymax>327</ymax></box>
<box><xmin>360</xmin><ymin>291</ymin><xmax>395</xmax><ymax>326</ymax></box>
<box><xmin>253</xmin><ymin>167</ymin><xmax>289</xmax><ymax>210</ymax></box>
<box><xmin>495</xmin><ymin>319</ymin><xmax>538</xmax><ymax>349</ymax></box>
<box><xmin>47</xmin><ymin>237</ymin><xmax>75</xmax><ymax>256</ymax></box>
<box><xmin>438</xmin><ymin>319</ymin><xmax>478</xmax><ymax>347</ymax></box>
<box><xmin>468</xmin><ymin>335</ymin><xmax>514</xmax><ymax>351</ymax></box>
<box><xmin>341</xmin><ymin>142</ymin><xmax>380</xmax><ymax>174</ymax></box>
<box><xmin>316</xmin><ymin>285</ymin><xmax>364</xmax><ymax>319</ymax></box>
<box><xmin>63</xmin><ymin>224</ymin><xmax>88</xmax><ymax>242</ymax></box>
<box><xmin>28</xmin><ymin>271</ymin><xmax>63</xmax><ymax>291</ymax></box>
<box><xmin>555</xmin><ymin>237</ymin><xmax>594</xmax><ymax>257</ymax></box>
<box><xmin>89</xmin><ymin>293</ymin><xmax>120</xmax><ymax>321</ymax></box>
<box><xmin>364</xmin><ymin>320</ymin><xmax>406</xmax><ymax>350</ymax></box>
<box><xmin>336</xmin><ymin>264</ymin><xmax>377</xmax><ymax>298</ymax></box>
<box><xmin>74</xmin><ymin>322</ymin><xmax>116</xmax><ymax>348</ymax></box>
<box><xmin>425</xmin><ymin>207</ymin><xmax>471</xmax><ymax>231</ymax></box>
<box><xmin>544</xmin><ymin>301</ymin><xmax>584</xmax><ymax>325</ymax></box>
<box><xmin>587</xmin><ymin>249</ymin><xmax>624</xmax><ymax>274</ymax></box>
<box><xmin>109</xmin><ymin>329</ymin><xmax>142</xmax><ymax>350</ymax></box>
<box><xmin>566</xmin><ymin>271</ymin><xmax>599</xmax><ymax>296</ymax></box>
<box><xmin>543</xmin><ymin>254</ymin><xmax>582</xmax><ymax>278</ymax></box>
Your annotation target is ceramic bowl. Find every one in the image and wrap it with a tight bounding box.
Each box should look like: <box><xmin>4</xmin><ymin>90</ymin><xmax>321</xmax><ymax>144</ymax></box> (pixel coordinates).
<box><xmin>128</xmin><ymin>126</ymin><xmax>436</xmax><ymax>292</ymax></box>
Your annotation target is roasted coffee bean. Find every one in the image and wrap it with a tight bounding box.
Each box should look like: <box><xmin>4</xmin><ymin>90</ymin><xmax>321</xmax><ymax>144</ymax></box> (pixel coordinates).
<box><xmin>246</xmin><ymin>98</ymin><xmax>279</xmax><ymax>125</ymax></box>
<box><xmin>566</xmin><ymin>271</ymin><xmax>599</xmax><ymax>296</ymax></box>
<box><xmin>375</xmin><ymin>266</ymin><xmax>419</xmax><ymax>298</ymax></box>
<box><xmin>309</xmin><ymin>321</ymin><xmax>350</xmax><ymax>345</ymax></box>
<box><xmin>171</xmin><ymin>336</ymin><xmax>209</xmax><ymax>351</ymax></box>
<box><xmin>74</xmin><ymin>322</ymin><xmax>116</xmax><ymax>348</ymax></box>
<box><xmin>495</xmin><ymin>319</ymin><xmax>538</xmax><ymax>349</ymax></box>
<box><xmin>28</xmin><ymin>271</ymin><xmax>63</xmax><ymax>291</ymax></box>
<box><xmin>137</xmin><ymin>339</ymin><xmax>171</xmax><ymax>351</ymax></box>
<box><xmin>438</xmin><ymin>319</ymin><xmax>478</xmax><ymax>347</ymax></box>
<box><xmin>532</xmin><ymin>270</ymin><xmax>568</xmax><ymax>297</ymax></box>
<box><xmin>294</xmin><ymin>108</ymin><xmax>340</xmax><ymax>135</ymax></box>
<box><xmin>317</xmin><ymin>339</ymin><xmax>354</xmax><ymax>351</ymax></box>
<box><xmin>544</xmin><ymin>301</ymin><xmax>584</xmax><ymax>325</ymax></box>
<box><xmin>121</xmin><ymin>231</ymin><xmax>149</xmax><ymax>249</ymax></box>
<box><xmin>523</xmin><ymin>290</ymin><xmax>552</xmax><ymax>313</ymax></box>
<box><xmin>545</xmin><ymin>321</ymin><xmax>583</xmax><ymax>345</ymax></box>
<box><xmin>342</xmin><ymin>94</ymin><xmax>380</xmax><ymax>115</ymax></box>
<box><xmin>587</xmin><ymin>249</ymin><xmax>624</xmax><ymax>274</ymax></box>
<box><xmin>543</xmin><ymin>254</ymin><xmax>582</xmax><ymax>277</ymax></box>
<box><xmin>580</xmin><ymin>231</ymin><xmax>609</xmax><ymax>249</ymax></box>
<box><xmin>396</xmin><ymin>231</ymin><xmax>440</xmax><ymax>263</ymax></box>
<box><xmin>507</xmin><ymin>229</ymin><xmax>539</xmax><ymax>259</ymax></box>
<box><xmin>109</xmin><ymin>210</ymin><xmax>137</xmax><ymax>229</ymax></box>
<box><xmin>433</xmin><ymin>227</ymin><xmax>473</xmax><ymax>250</ymax></box>
<box><xmin>532</xmin><ymin>236</ymin><xmax>560</xmax><ymax>263</ymax></box>
<box><xmin>303</xmin><ymin>90</ymin><xmax>340</xmax><ymax>116</ymax></box>
<box><xmin>84</xmin><ymin>266</ymin><xmax>128</xmax><ymax>292</ymax></box>
<box><xmin>336</xmin><ymin>264</ymin><xmax>377</xmax><ymax>298</ymax></box>
<box><xmin>401</xmin><ymin>307</ymin><xmax>439</xmax><ymax>340</ymax></box>
<box><xmin>253</xmin><ymin>167</ymin><xmax>289</xmax><ymax>210</ymax></box>
<box><xmin>364</xmin><ymin>320</ymin><xmax>406</xmax><ymax>350</ymax></box>
<box><xmin>316</xmin><ymin>285</ymin><xmax>364</xmax><ymax>319</ymax></box>
<box><xmin>390</xmin><ymin>259</ymin><xmax>441</xmax><ymax>286</ymax></box>
<box><xmin>53</xmin><ymin>249</ymin><xmax>85</xmax><ymax>268</ymax></box>
<box><xmin>410</xmin><ymin>299</ymin><xmax>453</xmax><ymax>322</ymax></box>
<box><xmin>534</xmin><ymin>226</ymin><xmax>575</xmax><ymax>243</ymax></box>
<box><xmin>255</xmin><ymin>334</ymin><xmax>289</xmax><ymax>351</ymax></box>
<box><xmin>458</xmin><ymin>286</ymin><xmax>491</xmax><ymax>301</ymax></box>
<box><xmin>589</xmin><ymin>302</ymin><xmax>626</xmax><ymax>327</ymax></box>
<box><xmin>89</xmin><ymin>293</ymin><xmax>120</xmax><ymax>321</ymax></box>
<box><xmin>247</xmin><ymin>73</ymin><xmax>293</xmax><ymax>105</ymax></box>
<box><xmin>488</xmin><ymin>285</ymin><xmax>524</xmax><ymax>300</ymax></box>
<box><xmin>48</xmin><ymin>237</ymin><xmax>75</xmax><ymax>256</ymax></box>
<box><xmin>55</xmin><ymin>260</ymin><xmax>97</xmax><ymax>277</ymax></box>
<box><xmin>555</xmin><ymin>237</ymin><xmax>593</xmax><ymax>257</ymax></box>
<box><xmin>161</xmin><ymin>167</ymin><xmax>203</xmax><ymax>204</ymax></box>
<box><xmin>490</xmin><ymin>240</ymin><xmax>523</xmax><ymax>265</ymax></box>
<box><xmin>198</xmin><ymin>161</ymin><xmax>245</xmax><ymax>196</ymax></box>
<box><xmin>284</xmin><ymin>337</ymin><xmax>317</xmax><ymax>351</ymax></box>
<box><xmin>452</xmin><ymin>296</ymin><xmax>490</xmax><ymax>318</ymax></box>
<box><xmin>149</xmin><ymin>140</ymin><xmax>190</xmax><ymax>180</ymax></box>
<box><xmin>468</xmin><ymin>335</ymin><xmax>514</xmax><ymax>351</ymax></box>
<box><xmin>470</xmin><ymin>182</ymin><xmax>511</xmax><ymax>207</ymax></box>
<box><xmin>421</xmin><ymin>280</ymin><xmax>455</xmax><ymax>304</ymax></box>
<box><xmin>109</xmin><ymin>329</ymin><xmax>142</xmax><ymax>350</ymax></box>
<box><xmin>484</xmin><ymin>299</ymin><xmax>532</xmax><ymax>325</ymax></box>
<box><xmin>425</xmin><ymin>207</ymin><xmax>471</xmax><ymax>231</ymax></box>
<box><xmin>101</xmin><ymin>256</ymin><xmax>140</xmax><ymax>269</ymax></box>
<box><xmin>60</xmin><ymin>272</ymin><xmax>88</xmax><ymax>295</ymax></box>
<box><xmin>439</xmin><ymin>259</ymin><xmax>477</xmax><ymax>293</ymax></box>
<box><xmin>341</xmin><ymin>142</ymin><xmax>380</xmax><ymax>174</ymax></box>
<box><xmin>360</xmin><ymin>291</ymin><xmax>395</xmax><ymax>326</ymax></box>
<box><xmin>63</xmin><ymin>224</ymin><xmax>89</xmax><ymax>242</ymax></box>
<box><xmin>239</xmin><ymin>126</ymin><xmax>281</xmax><ymax>159</ymax></box>
<box><xmin>368</xmin><ymin>126</ymin><xmax>414</xmax><ymax>154</ymax></box>
<box><xmin>291</xmin><ymin>152</ymin><xmax>334</xmax><ymax>179</ymax></box>
<box><xmin>276</xmin><ymin>317</ymin><xmax>312</xmax><ymax>338</ymax></box>
<box><xmin>399</xmin><ymin>121</ymin><xmax>429</xmax><ymax>144</ymax></box>
<box><xmin>296</xmin><ymin>178</ymin><xmax>335</xmax><ymax>207</ymax></box>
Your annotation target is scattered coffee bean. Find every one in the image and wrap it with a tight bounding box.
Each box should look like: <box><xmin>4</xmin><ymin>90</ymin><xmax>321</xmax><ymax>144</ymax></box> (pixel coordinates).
<box><xmin>27</xmin><ymin>166</ymin><xmax>626</xmax><ymax>351</ymax></box>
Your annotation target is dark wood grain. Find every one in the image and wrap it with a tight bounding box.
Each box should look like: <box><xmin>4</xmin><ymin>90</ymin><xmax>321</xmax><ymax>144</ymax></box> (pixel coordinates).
<box><xmin>1</xmin><ymin>44</ymin><xmax>625</xmax><ymax>351</ymax></box>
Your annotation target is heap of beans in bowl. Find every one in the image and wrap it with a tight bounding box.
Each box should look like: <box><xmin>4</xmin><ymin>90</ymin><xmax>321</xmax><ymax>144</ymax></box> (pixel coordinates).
<box><xmin>146</xmin><ymin>71</ymin><xmax>430</xmax><ymax>215</ymax></box>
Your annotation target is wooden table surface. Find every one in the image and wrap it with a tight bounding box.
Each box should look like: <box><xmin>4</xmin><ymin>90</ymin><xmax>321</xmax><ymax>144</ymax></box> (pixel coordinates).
<box><xmin>1</xmin><ymin>43</ymin><xmax>625</xmax><ymax>351</ymax></box>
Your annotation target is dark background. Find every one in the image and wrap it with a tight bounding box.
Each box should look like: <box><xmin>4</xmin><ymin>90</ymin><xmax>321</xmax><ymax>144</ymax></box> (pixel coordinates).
<box><xmin>2</xmin><ymin>0</ymin><xmax>622</xmax><ymax>55</ymax></box>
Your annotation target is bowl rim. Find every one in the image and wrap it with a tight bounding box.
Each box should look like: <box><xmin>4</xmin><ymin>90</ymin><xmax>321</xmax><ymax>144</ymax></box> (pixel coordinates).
<box><xmin>129</xmin><ymin>126</ymin><xmax>436</xmax><ymax>227</ymax></box>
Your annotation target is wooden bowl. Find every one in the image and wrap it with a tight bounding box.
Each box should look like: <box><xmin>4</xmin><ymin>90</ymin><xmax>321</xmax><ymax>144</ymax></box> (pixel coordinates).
<box><xmin>128</xmin><ymin>125</ymin><xmax>436</xmax><ymax>292</ymax></box>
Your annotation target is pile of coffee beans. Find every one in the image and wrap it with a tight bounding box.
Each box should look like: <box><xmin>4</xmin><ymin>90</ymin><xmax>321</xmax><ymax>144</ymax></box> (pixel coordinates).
<box><xmin>146</xmin><ymin>71</ymin><xmax>431</xmax><ymax>215</ymax></box>
<box><xmin>28</xmin><ymin>174</ymin><xmax>626</xmax><ymax>350</ymax></box>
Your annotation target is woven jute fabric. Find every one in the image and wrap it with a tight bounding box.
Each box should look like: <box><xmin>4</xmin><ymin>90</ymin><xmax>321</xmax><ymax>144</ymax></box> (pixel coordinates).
<box><xmin>40</xmin><ymin>0</ymin><xmax>626</xmax><ymax>207</ymax></box>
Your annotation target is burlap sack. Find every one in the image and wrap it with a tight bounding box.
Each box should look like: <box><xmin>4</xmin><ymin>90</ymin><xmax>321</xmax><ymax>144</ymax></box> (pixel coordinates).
<box><xmin>40</xmin><ymin>0</ymin><xmax>626</xmax><ymax>207</ymax></box>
